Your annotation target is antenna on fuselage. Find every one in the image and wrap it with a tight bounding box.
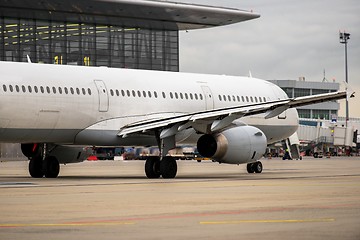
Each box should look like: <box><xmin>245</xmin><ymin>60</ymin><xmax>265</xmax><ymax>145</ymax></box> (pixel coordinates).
<box><xmin>248</xmin><ymin>71</ymin><xmax>253</xmax><ymax>78</ymax></box>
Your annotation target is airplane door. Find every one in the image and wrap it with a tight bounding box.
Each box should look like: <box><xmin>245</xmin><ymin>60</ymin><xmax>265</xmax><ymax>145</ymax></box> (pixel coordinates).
<box><xmin>94</xmin><ymin>80</ymin><xmax>109</xmax><ymax>112</ymax></box>
<box><xmin>201</xmin><ymin>86</ymin><xmax>214</xmax><ymax>110</ymax></box>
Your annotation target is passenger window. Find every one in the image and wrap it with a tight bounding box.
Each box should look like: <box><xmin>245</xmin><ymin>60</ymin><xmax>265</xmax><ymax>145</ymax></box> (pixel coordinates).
<box><xmin>189</xmin><ymin>93</ymin><xmax>193</xmax><ymax>100</ymax></box>
<box><xmin>121</xmin><ymin>90</ymin><xmax>125</xmax><ymax>97</ymax></box>
<box><xmin>223</xmin><ymin>95</ymin><xmax>226</xmax><ymax>101</ymax></box>
<box><xmin>22</xmin><ymin>85</ymin><xmax>26</xmax><ymax>93</ymax></box>
<box><xmin>259</xmin><ymin>97</ymin><xmax>262</xmax><ymax>103</ymax></box>
<box><xmin>64</xmin><ymin>87</ymin><xmax>68</xmax><ymax>94</ymax></box>
<box><xmin>184</xmin><ymin>93</ymin><xmax>188</xmax><ymax>100</ymax></box>
<box><xmin>70</xmin><ymin>87</ymin><xmax>74</xmax><ymax>94</ymax></box>
<box><xmin>110</xmin><ymin>89</ymin><xmax>114</xmax><ymax>96</ymax></box>
<box><xmin>137</xmin><ymin>90</ymin><xmax>141</xmax><ymax>97</ymax></box>
<box><xmin>115</xmin><ymin>90</ymin><xmax>119</xmax><ymax>96</ymax></box>
<box><xmin>148</xmin><ymin>91</ymin><xmax>152</xmax><ymax>98</ymax></box>
<box><xmin>9</xmin><ymin>85</ymin><xmax>13</xmax><ymax>92</ymax></box>
<box><xmin>263</xmin><ymin>97</ymin><xmax>267</xmax><ymax>102</ymax></box>
<box><xmin>154</xmin><ymin>91</ymin><xmax>158</xmax><ymax>98</ymax></box>
<box><xmin>246</xmin><ymin>96</ymin><xmax>249</xmax><ymax>102</ymax></box>
<box><xmin>237</xmin><ymin>96</ymin><xmax>240</xmax><ymax>102</ymax></box>
<box><xmin>227</xmin><ymin>95</ymin><xmax>231</xmax><ymax>101</ymax></box>
<box><xmin>40</xmin><ymin>86</ymin><xmax>44</xmax><ymax>93</ymax></box>
<box><xmin>88</xmin><ymin>88</ymin><xmax>92</xmax><ymax>95</ymax></box>
<box><xmin>219</xmin><ymin>95</ymin><xmax>222</xmax><ymax>101</ymax></box>
<box><xmin>194</xmin><ymin>94</ymin><xmax>198</xmax><ymax>100</ymax></box>
<box><xmin>15</xmin><ymin>85</ymin><xmax>20</xmax><ymax>92</ymax></box>
<box><xmin>28</xmin><ymin>86</ymin><xmax>32</xmax><ymax>93</ymax></box>
<box><xmin>132</xmin><ymin>90</ymin><xmax>136</xmax><ymax>97</ymax></box>
<box><xmin>170</xmin><ymin>92</ymin><xmax>173</xmax><ymax>99</ymax></box>
<box><xmin>126</xmin><ymin>90</ymin><xmax>130</xmax><ymax>97</ymax></box>
<box><xmin>162</xmin><ymin>92</ymin><xmax>166</xmax><ymax>98</ymax></box>
<box><xmin>2</xmin><ymin>85</ymin><xmax>6</xmax><ymax>92</ymax></box>
<box><xmin>76</xmin><ymin>88</ymin><xmax>80</xmax><ymax>95</ymax></box>
<box><xmin>34</xmin><ymin>86</ymin><xmax>38</xmax><ymax>93</ymax></box>
<box><xmin>175</xmin><ymin>92</ymin><xmax>178</xmax><ymax>99</ymax></box>
<box><xmin>179</xmin><ymin>92</ymin><xmax>183</xmax><ymax>99</ymax></box>
<box><xmin>250</xmin><ymin>96</ymin><xmax>253</xmax><ymax>102</ymax></box>
<box><xmin>52</xmin><ymin>87</ymin><xmax>56</xmax><ymax>94</ymax></box>
<box><xmin>241</xmin><ymin>96</ymin><xmax>245</xmax><ymax>102</ymax></box>
<box><xmin>46</xmin><ymin>86</ymin><xmax>50</xmax><ymax>94</ymax></box>
<box><xmin>200</xmin><ymin>94</ymin><xmax>203</xmax><ymax>100</ymax></box>
<box><xmin>58</xmin><ymin>87</ymin><xmax>62</xmax><ymax>94</ymax></box>
<box><xmin>232</xmin><ymin>95</ymin><xmax>235</xmax><ymax>101</ymax></box>
<box><xmin>254</xmin><ymin>97</ymin><xmax>258</xmax><ymax>103</ymax></box>
<box><xmin>82</xmin><ymin>88</ymin><xmax>86</xmax><ymax>95</ymax></box>
<box><xmin>143</xmin><ymin>91</ymin><xmax>147</xmax><ymax>98</ymax></box>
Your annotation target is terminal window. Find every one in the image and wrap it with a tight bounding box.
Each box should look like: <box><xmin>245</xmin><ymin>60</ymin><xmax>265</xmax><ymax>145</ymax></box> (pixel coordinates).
<box><xmin>0</xmin><ymin>18</ymin><xmax>179</xmax><ymax>71</ymax></box>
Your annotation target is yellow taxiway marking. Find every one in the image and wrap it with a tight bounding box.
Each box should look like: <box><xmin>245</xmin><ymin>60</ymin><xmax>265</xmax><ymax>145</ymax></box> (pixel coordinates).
<box><xmin>200</xmin><ymin>218</ymin><xmax>335</xmax><ymax>225</ymax></box>
<box><xmin>0</xmin><ymin>222</ymin><xmax>135</xmax><ymax>228</ymax></box>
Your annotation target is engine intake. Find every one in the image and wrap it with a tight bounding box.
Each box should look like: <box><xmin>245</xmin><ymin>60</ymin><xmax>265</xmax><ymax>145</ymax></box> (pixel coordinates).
<box><xmin>197</xmin><ymin>126</ymin><xmax>267</xmax><ymax>164</ymax></box>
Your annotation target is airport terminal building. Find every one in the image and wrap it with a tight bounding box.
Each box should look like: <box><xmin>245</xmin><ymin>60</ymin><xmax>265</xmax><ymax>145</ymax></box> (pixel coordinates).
<box><xmin>0</xmin><ymin>0</ymin><xmax>257</xmax><ymax>71</ymax></box>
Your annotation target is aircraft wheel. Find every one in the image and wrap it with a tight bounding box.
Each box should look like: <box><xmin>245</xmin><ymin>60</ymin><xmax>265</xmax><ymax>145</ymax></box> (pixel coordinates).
<box><xmin>29</xmin><ymin>158</ymin><xmax>44</xmax><ymax>178</ymax></box>
<box><xmin>160</xmin><ymin>156</ymin><xmax>177</xmax><ymax>179</ymax></box>
<box><xmin>246</xmin><ymin>163</ymin><xmax>255</xmax><ymax>173</ymax></box>
<box><xmin>145</xmin><ymin>157</ymin><xmax>161</xmax><ymax>179</ymax></box>
<box><xmin>44</xmin><ymin>156</ymin><xmax>60</xmax><ymax>178</ymax></box>
<box><xmin>254</xmin><ymin>161</ymin><xmax>263</xmax><ymax>173</ymax></box>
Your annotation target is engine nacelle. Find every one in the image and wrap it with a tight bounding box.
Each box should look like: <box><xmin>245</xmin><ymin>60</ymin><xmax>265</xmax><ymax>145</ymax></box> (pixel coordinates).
<box><xmin>48</xmin><ymin>145</ymin><xmax>93</xmax><ymax>164</ymax></box>
<box><xmin>197</xmin><ymin>126</ymin><xmax>267</xmax><ymax>164</ymax></box>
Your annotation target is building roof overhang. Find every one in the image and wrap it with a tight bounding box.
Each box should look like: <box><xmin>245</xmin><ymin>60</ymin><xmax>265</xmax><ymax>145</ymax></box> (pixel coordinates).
<box><xmin>0</xmin><ymin>0</ymin><xmax>260</xmax><ymax>30</ymax></box>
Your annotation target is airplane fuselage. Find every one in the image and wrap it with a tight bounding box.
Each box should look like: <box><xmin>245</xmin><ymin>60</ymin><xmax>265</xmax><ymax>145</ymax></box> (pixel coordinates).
<box><xmin>0</xmin><ymin>61</ymin><xmax>298</xmax><ymax>147</ymax></box>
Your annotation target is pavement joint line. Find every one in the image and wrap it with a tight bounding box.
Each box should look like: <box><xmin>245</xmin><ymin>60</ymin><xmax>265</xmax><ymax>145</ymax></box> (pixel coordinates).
<box><xmin>0</xmin><ymin>222</ymin><xmax>136</xmax><ymax>228</ymax></box>
<box><xmin>199</xmin><ymin>218</ymin><xmax>336</xmax><ymax>225</ymax></box>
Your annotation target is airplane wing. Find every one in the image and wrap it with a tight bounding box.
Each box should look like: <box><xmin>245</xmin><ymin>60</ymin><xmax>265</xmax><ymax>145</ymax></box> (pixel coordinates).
<box><xmin>118</xmin><ymin>90</ymin><xmax>351</xmax><ymax>137</ymax></box>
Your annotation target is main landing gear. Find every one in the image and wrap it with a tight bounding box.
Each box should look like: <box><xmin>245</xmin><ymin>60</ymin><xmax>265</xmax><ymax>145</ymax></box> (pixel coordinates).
<box><xmin>246</xmin><ymin>161</ymin><xmax>263</xmax><ymax>174</ymax></box>
<box><xmin>29</xmin><ymin>156</ymin><xmax>60</xmax><ymax>178</ymax></box>
<box><xmin>145</xmin><ymin>156</ymin><xmax>177</xmax><ymax>179</ymax></box>
<box><xmin>22</xmin><ymin>143</ymin><xmax>60</xmax><ymax>178</ymax></box>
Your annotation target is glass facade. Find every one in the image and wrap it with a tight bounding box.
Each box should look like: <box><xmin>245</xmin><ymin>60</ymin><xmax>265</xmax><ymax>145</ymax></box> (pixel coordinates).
<box><xmin>298</xmin><ymin>109</ymin><xmax>311</xmax><ymax>119</ymax></box>
<box><xmin>312</xmin><ymin>110</ymin><xmax>330</xmax><ymax>120</ymax></box>
<box><xmin>294</xmin><ymin>88</ymin><xmax>310</xmax><ymax>98</ymax></box>
<box><xmin>0</xmin><ymin>17</ymin><xmax>179</xmax><ymax>71</ymax></box>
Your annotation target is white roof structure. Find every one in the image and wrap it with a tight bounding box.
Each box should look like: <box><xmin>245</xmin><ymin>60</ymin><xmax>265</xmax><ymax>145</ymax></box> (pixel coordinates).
<box><xmin>0</xmin><ymin>0</ymin><xmax>260</xmax><ymax>30</ymax></box>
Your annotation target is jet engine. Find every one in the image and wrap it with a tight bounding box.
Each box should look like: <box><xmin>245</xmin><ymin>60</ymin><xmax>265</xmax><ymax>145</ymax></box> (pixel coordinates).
<box><xmin>197</xmin><ymin>126</ymin><xmax>267</xmax><ymax>164</ymax></box>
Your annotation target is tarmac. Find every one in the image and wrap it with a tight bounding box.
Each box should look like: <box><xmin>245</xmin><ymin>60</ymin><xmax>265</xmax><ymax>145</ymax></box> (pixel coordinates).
<box><xmin>0</xmin><ymin>157</ymin><xmax>360</xmax><ymax>240</ymax></box>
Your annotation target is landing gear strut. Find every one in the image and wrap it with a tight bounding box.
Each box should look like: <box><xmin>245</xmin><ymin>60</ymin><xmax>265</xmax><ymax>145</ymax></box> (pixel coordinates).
<box><xmin>246</xmin><ymin>161</ymin><xmax>263</xmax><ymax>174</ymax></box>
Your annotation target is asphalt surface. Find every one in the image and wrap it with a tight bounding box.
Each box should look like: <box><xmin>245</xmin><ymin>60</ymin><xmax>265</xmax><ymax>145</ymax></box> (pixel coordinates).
<box><xmin>1</xmin><ymin>157</ymin><xmax>360</xmax><ymax>240</ymax></box>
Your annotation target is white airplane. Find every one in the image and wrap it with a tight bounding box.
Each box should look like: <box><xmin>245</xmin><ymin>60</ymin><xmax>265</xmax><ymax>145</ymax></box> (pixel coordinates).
<box><xmin>0</xmin><ymin>61</ymin><xmax>351</xmax><ymax>178</ymax></box>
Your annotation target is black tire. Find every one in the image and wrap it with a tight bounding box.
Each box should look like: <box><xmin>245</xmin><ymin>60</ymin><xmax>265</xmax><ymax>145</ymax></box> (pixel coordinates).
<box><xmin>44</xmin><ymin>156</ymin><xmax>60</xmax><ymax>178</ymax></box>
<box><xmin>247</xmin><ymin>163</ymin><xmax>255</xmax><ymax>173</ymax></box>
<box><xmin>254</xmin><ymin>161</ymin><xmax>263</xmax><ymax>173</ymax></box>
<box><xmin>145</xmin><ymin>157</ymin><xmax>161</xmax><ymax>179</ymax></box>
<box><xmin>160</xmin><ymin>156</ymin><xmax>177</xmax><ymax>179</ymax></box>
<box><xmin>29</xmin><ymin>158</ymin><xmax>44</xmax><ymax>178</ymax></box>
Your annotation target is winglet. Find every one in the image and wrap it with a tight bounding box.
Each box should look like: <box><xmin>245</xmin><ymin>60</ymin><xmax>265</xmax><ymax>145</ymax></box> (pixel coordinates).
<box><xmin>343</xmin><ymin>81</ymin><xmax>355</xmax><ymax>101</ymax></box>
<box><xmin>26</xmin><ymin>55</ymin><xmax>32</xmax><ymax>63</ymax></box>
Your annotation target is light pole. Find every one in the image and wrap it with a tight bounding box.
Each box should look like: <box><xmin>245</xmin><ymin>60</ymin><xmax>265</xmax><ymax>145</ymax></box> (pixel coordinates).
<box><xmin>339</xmin><ymin>31</ymin><xmax>350</xmax><ymax>126</ymax></box>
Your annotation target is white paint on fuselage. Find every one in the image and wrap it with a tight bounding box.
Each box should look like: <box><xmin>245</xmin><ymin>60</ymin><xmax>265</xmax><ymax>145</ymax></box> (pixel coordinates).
<box><xmin>0</xmin><ymin>61</ymin><xmax>298</xmax><ymax>146</ymax></box>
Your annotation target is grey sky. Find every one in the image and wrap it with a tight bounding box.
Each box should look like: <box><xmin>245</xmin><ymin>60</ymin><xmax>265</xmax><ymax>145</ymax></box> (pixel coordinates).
<box><xmin>177</xmin><ymin>0</ymin><xmax>360</xmax><ymax>117</ymax></box>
